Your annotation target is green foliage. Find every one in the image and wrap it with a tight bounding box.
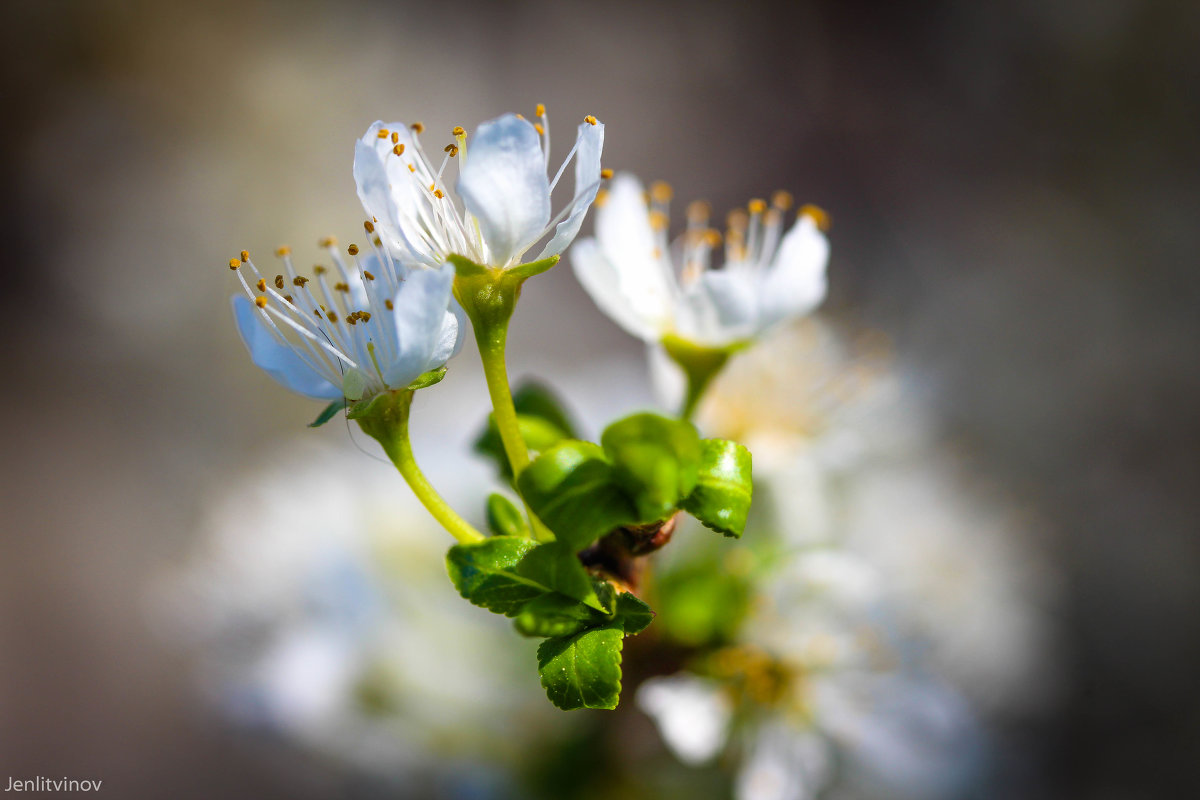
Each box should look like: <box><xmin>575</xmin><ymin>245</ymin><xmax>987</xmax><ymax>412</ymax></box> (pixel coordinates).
<box><xmin>308</xmin><ymin>400</ymin><xmax>343</xmax><ymax>428</ymax></box>
<box><xmin>537</xmin><ymin>624</ymin><xmax>624</xmax><ymax>710</ymax></box>
<box><xmin>680</xmin><ymin>439</ymin><xmax>753</xmax><ymax>538</ymax></box>
<box><xmin>445</xmin><ymin>537</ymin><xmax>543</xmax><ymax>616</ymax></box>
<box><xmin>475</xmin><ymin>383</ymin><xmax>578</xmax><ymax>479</ymax></box>
<box><xmin>485</xmin><ymin>493</ymin><xmax>530</xmax><ymax>538</ymax></box>
<box><xmin>517</xmin><ymin>441</ymin><xmax>639</xmax><ymax>551</ymax></box>
<box><xmin>601</xmin><ymin>413</ymin><xmax>702</xmax><ymax>522</ymax></box>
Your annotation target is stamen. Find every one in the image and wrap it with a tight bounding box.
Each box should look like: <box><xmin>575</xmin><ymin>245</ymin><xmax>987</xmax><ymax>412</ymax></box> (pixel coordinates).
<box><xmin>255</xmin><ymin>296</ymin><xmax>268</xmax><ymax>308</ymax></box>
<box><xmin>648</xmin><ymin>210</ymin><xmax>669</xmax><ymax>230</ymax></box>
<box><xmin>275</xmin><ymin>246</ymin><xmax>291</xmax><ymax>257</ymax></box>
<box><xmin>313</xmin><ymin>265</ymin><xmax>327</xmax><ymax>275</ymax></box>
<box><xmin>748</xmin><ymin>198</ymin><xmax>768</xmax><ymax>215</ymax></box>
<box><xmin>444</xmin><ymin>144</ymin><xmax>459</xmax><ymax>157</ymax></box>
<box><xmin>584</xmin><ymin>115</ymin><xmax>597</xmax><ymax>125</ymax></box>
<box><xmin>228</xmin><ymin>258</ymin><xmax>240</xmax><ymax>271</ymax></box>
<box><xmin>535</xmin><ymin>104</ymin><xmax>545</xmax><ymax>118</ymax></box>
<box><xmin>385</xmin><ymin>299</ymin><xmax>394</xmax><ymax>310</ymax></box>
<box><xmin>334</xmin><ymin>282</ymin><xmax>350</xmax><ymax>292</ymax></box>
<box><xmin>347</xmin><ymin>244</ymin><xmax>360</xmax><ymax>256</ymax></box>
<box><xmin>410</xmin><ymin>122</ymin><xmax>425</xmax><ymax>133</ymax></box>
<box><xmin>772</xmin><ymin>190</ymin><xmax>794</xmax><ymax>210</ymax></box>
<box><xmin>687</xmin><ymin>200</ymin><xmax>711</xmax><ymax>225</ymax></box>
<box><xmin>364</xmin><ymin>220</ymin><xmax>375</xmax><ymax>233</ymax></box>
<box><xmin>377</xmin><ymin>128</ymin><xmax>390</xmax><ymax>139</ymax></box>
<box><xmin>799</xmin><ymin>204</ymin><xmax>832</xmax><ymax>231</ymax></box>
<box><xmin>452</xmin><ymin>126</ymin><xmax>465</xmax><ymax>137</ymax></box>
<box><xmin>363</xmin><ymin>270</ymin><xmax>375</xmax><ymax>280</ymax></box>
<box><xmin>319</xmin><ymin>236</ymin><xmax>337</xmax><ymax>248</ymax></box>
<box><xmin>240</xmin><ymin>250</ymin><xmax>249</xmax><ymax>262</ymax></box>
<box><xmin>274</xmin><ymin>275</ymin><xmax>285</xmax><ymax>290</ymax></box>
<box><xmin>650</xmin><ymin>181</ymin><xmax>673</xmax><ymax>204</ymax></box>
<box><xmin>393</xmin><ymin>144</ymin><xmax>405</xmax><ymax>156</ymax></box>
<box><xmin>293</xmin><ymin>276</ymin><xmax>309</xmax><ymax>287</ymax></box>
<box><xmin>600</xmin><ymin>168</ymin><xmax>614</xmax><ymax>180</ymax></box>
<box><xmin>256</xmin><ymin>279</ymin><xmax>266</xmax><ymax>292</ymax></box>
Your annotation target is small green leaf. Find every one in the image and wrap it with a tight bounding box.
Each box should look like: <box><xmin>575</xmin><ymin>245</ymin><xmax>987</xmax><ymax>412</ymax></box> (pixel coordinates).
<box><xmin>613</xmin><ymin>592</ymin><xmax>655</xmax><ymax>635</ymax></box>
<box><xmin>308</xmin><ymin>400</ymin><xmax>343</xmax><ymax>428</ymax></box>
<box><xmin>537</xmin><ymin>624</ymin><xmax>624</xmax><ymax>710</ymax></box>
<box><xmin>513</xmin><ymin>593</ymin><xmax>605</xmax><ymax>638</ymax></box>
<box><xmin>485</xmin><ymin>493</ymin><xmax>530</xmax><ymax>538</ymax></box>
<box><xmin>600</xmin><ymin>413</ymin><xmax>703</xmax><ymax>522</ymax></box>
<box><xmin>405</xmin><ymin>366</ymin><xmax>447</xmax><ymax>390</ymax></box>
<box><xmin>506</xmin><ymin>254</ymin><xmax>560</xmax><ymax>280</ymax></box>
<box><xmin>516</xmin><ymin>543</ymin><xmax>607</xmax><ymax>612</ymax></box>
<box><xmin>680</xmin><ymin>439</ymin><xmax>753</xmax><ymax>538</ymax></box>
<box><xmin>517</xmin><ymin>441</ymin><xmax>639</xmax><ymax>551</ymax></box>
<box><xmin>446</xmin><ymin>537</ymin><xmax>544</xmax><ymax>616</ymax></box>
<box><xmin>511</xmin><ymin>382</ymin><xmax>578</xmax><ymax>438</ymax></box>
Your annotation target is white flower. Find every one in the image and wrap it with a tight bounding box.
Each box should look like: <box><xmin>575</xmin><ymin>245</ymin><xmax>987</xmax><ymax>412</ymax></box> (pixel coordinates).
<box><xmin>571</xmin><ymin>173</ymin><xmax>830</xmax><ymax>347</ymax></box>
<box><xmin>354</xmin><ymin>108</ymin><xmax>604</xmax><ymax>271</ymax></box>
<box><xmin>229</xmin><ymin>243</ymin><xmax>464</xmax><ymax>401</ymax></box>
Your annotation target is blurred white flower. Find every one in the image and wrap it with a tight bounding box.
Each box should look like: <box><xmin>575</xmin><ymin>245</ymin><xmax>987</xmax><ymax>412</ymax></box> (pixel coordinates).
<box><xmin>355</xmin><ymin>109</ymin><xmax>604</xmax><ymax>270</ymax></box>
<box><xmin>571</xmin><ymin>175</ymin><xmax>829</xmax><ymax>348</ymax></box>
<box><xmin>153</xmin><ymin>438</ymin><xmax>555</xmax><ymax>777</ymax></box>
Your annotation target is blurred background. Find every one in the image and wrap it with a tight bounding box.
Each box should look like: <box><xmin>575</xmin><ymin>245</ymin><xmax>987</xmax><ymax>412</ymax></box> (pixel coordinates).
<box><xmin>1</xmin><ymin>0</ymin><xmax>1197</xmax><ymax>797</ymax></box>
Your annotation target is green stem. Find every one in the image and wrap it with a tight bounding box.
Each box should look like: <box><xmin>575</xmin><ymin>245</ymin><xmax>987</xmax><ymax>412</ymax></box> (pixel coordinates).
<box><xmin>662</xmin><ymin>334</ymin><xmax>737</xmax><ymax>423</ymax></box>
<box><xmin>475</xmin><ymin>322</ymin><xmax>530</xmax><ymax>475</ymax></box>
<box><xmin>356</xmin><ymin>390</ymin><xmax>485</xmax><ymax>545</ymax></box>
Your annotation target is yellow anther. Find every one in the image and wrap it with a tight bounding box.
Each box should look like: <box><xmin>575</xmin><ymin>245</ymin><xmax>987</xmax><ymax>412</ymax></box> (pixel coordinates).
<box><xmin>363</xmin><ymin>270</ymin><xmax>375</xmax><ymax>280</ymax></box>
<box><xmin>429</xmin><ymin>182</ymin><xmax>436</xmax><ymax>191</ymax></box>
<box><xmin>228</xmin><ymin>258</ymin><xmax>240</xmax><ymax>270</ymax></box>
<box><xmin>452</xmin><ymin>126</ymin><xmax>465</xmax><ymax>137</ymax></box>
<box><xmin>363</xmin><ymin>220</ymin><xmax>375</xmax><ymax>233</ymax></box>
<box><xmin>313</xmin><ymin>265</ymin><xmax>327</xmax><ymax>275</ymax></box>
<box><xmin>293</xmin><ymin>276</ymin><xmax>309</xmax><ymax>287</ymax></box>
<box><xmin>384</xmin><ymin>299</ymin><xmax>394</xmax><ymax>310</ymax></box>
<box><xmin>360</xmin><ymin>311</ymin><xmax>371</xmax><ymax>322</ymax></box>
<box><xmin>407</xmin><ymin>164</ymin><xmax>415</xmax><ymax>172</ymax></box>
<box><xmin>390</xmin><ymin>131</ymin><xmax>399</xmax><ymax>144</ymax></box>
<box><xmin>334</xmin><ymin>282</ymin><xmax>349</xmax><ymax>292</ymax></box>
<box><xmin>274</xmin><ymin>245</ymin><xmax>291</xmax><ymax>257</ymax></box>
<box><xmin>318</xmin><ymin>236</ymin><xmax>337</xmax><ymax>247</ymax></box>
<box><xmin>600</xmin><ymin>168</ymin><xmax>614</xmax><ymax>180</ymax></box>
<box><xmin>254</xmin><ymin>296</ymin><xmax>268</xmax><ymax>309</ymax></box>
<box><xmin>799</xmin><ymin>204</ymin><xmax>831</xmax><ymax>231</ymax></box>
<box><xmin>704</xmin><ymin>229</ymin><xmax>723</xmax><ymax>247</ymax></box>
<box><xmin>444</xmin><ymin>144</ymin><xmax>459</xmax><ymax>156</ymax></box>
<box><xmin>584</xmin><ymin>115</ymin><xmax>598</xmax><ymax>126</ymax></box>
<box><xmin>410</xmin><ymin>121</ymin><xmax>425</xmax><ymax>134</ymax></box>
<box><xmin>771</xmin><ymin>190</ymin><xmax>794</xmax><ymax>210</ymax></box>
<box><xmin>255</xmin><ymin>278</ymin><xmax>266</xmax><ymax>292</ymax></box>
<box><xmin>434</xmin><ymin>189</ymin><xmax>445</xmax><ymax>199</ymax></box>
<box><xmin>239</xmin><ymin>250</ymin><xmax>249</xmax><ymax>262</ymax></box>
<box><xmin>377</xmin><ymin>128</ymin><xmax>390</xmax><ymax>139</ymax></box>
<box><xmin>686</xmin><ymin>200</ymin><xmax>711</xmax><ymax>222</ymax></box>
<box><xmin>373</xmin><ymin>236</ymin><xmax>382</xmax><ymax>246</ymax></box>
<box><xmin>594</xmin><ymin>189</ymin><xmax>609</xmax><ymax>207</ymax></box>
<box><xmin>748</xmin><ymin>198</ymin><xmax>768</xmax><ymax>215</ymax></box>
<box><xmin>283</xmin><ymin>295</ymin><xmax>293</xmax><ymax>304</ymax></box>
<box><xmin>347</xmin><ymin>244</ymin><xmax>360</xmax><ymax>256</ymax></box>
<box><xmin>727</xmin><ymin>209</ymin><xmax>749</xmax><ymax>231</ymax></box>
<box><xmin>313</xmin><ymin>309</ymin><xmax>322</xmax><ymax>319</ymax></box>
<box><xmin>392</xmin><ymin>143</ymin><xmax>406</xmax><ymax>156</ymax></box>
<box><xmin>274</xmin><ymin>275</ymin><xmax>284</xmax><ymax>290</ymax></box>
<box><xmin>326</xmin><ymin>311</ymin><xmax>338</xmax><ymax>323</ymax></box>
<box><xmin>650</xmin><ymin>181</ymin><xmax>673</xmax><ymax>203</ymax></box>
<box><xmin>648</xmin><ymin>210</ymin><xmax>669</xmax><ymax>230</ymax></box>
<box><xmin>535</xmin><ymin>103</ymin><xmax>545</xmax><ymax>117</ymax></box>
<box><xmin>534</xmin><ymin>123</ymin><xmax>544</xmax><ymax>136</ymax></box>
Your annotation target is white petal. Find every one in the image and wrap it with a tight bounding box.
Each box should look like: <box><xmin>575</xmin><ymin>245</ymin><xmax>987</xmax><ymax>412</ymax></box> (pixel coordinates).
<box><xmin>535</xmin><ymin>119</ymin><xmax>604</xmax><ymax>260</ymax></box>
<box><xmin>570</xmin><ymin>237</ymin><xmax>662</xmax><ymax>341</ymax></box>
<box><xmin>591</xmin><ymin>172</ymin><xmax>676</xmax><ymax>329</ymax></box>
<box><xmin>425</xmin><ymin>306</ymin><xmax>462</xmax><ymax>370</ymax></box>
<box><xmin>636</xmin><ymin>676</ymin><xmax>731</xmax><ymax>765</ymax></box>
<box><xmin>232</xmin><ymin>296</ymin><xmax>342</xmax><ymax>400</ymax></box>
<box><xmin>353</xmin><ymin>121</ymin><xmax>427</xmax><ymax>263</ymax></box>
<box><xmin>647</xmin><ymin>341</ymin><xmax>686</xmax><ymax>411</ymax></box>
<box><xmin>382</xmin><ymin>264</ymin><xmax>455</xmax><ymax>388</ymax></box>
<box><xmin>456</xmin><ymin>113</ymin><xmax>551</xmax><ymax>266</ymax></box>
<box><xmin>687</xmin><ymin>269</ymin><xmax>761</xmax><ymax>342</ymax></box>
<box><xmin>757</xmin><ymin>216</ymin><xmax>829</xmax><ymax>330</ymax></box>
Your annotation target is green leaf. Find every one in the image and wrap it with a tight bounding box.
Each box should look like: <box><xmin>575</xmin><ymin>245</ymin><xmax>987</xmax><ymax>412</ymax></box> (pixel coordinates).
<box><xmin>511</xmin><ymin>382</ymin><xmax>578</xmax><ymax>438</ymax></box>
<box><xmin>681</xmin><ymin>439</ymin><xmax>753</xmax><ymax>538</ymax></box>
<box><xmin>537</xmin><ymin>624</ymin><xmax>624</xmax><ymax>710</ymax></box>
<box><xmin>485</xmin><ymin>493</ymin><xmax>530</xmax><ymax>538</ymax></box>
<box><xmin>513</xmin><ymin>592</ymin><xmax>605</xmax><ymax>638</ymax></box>
<box><xmin>600</xmin><ymin>413</ymin><xmax>703</xmax><ymax>522</ymax></box>
<box><xmin>516</xmin><ymin>543</ymin><xmax>607</xmax><ymax>612</ymax></box>
<box><xmin>506</xmin><ymin>254</ymin><xmax>560</xmax><ymax>280</ymax></box>
<box><xmin>613</xmin><ymin>592</ymin><xmax>655</xmax><ymax>635</ymax></box>
<box><xmin>405</xmin><ymin>366</ymin><xmax>447</xmax><ymax>391</ymax></box>
<box><xmin>308</xmin><ymin>400</ymin><xmax>343</xmax><ymax>428</ymax></box>
<box><xmin>517</xmin><ymin>441</ymin><xmax>639</xmax><ymax>551</ymax></box>
<box><xmin>445</xmin><ymin>537</ymin><xmax>545</xmax><ymax>616</ymax></box>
